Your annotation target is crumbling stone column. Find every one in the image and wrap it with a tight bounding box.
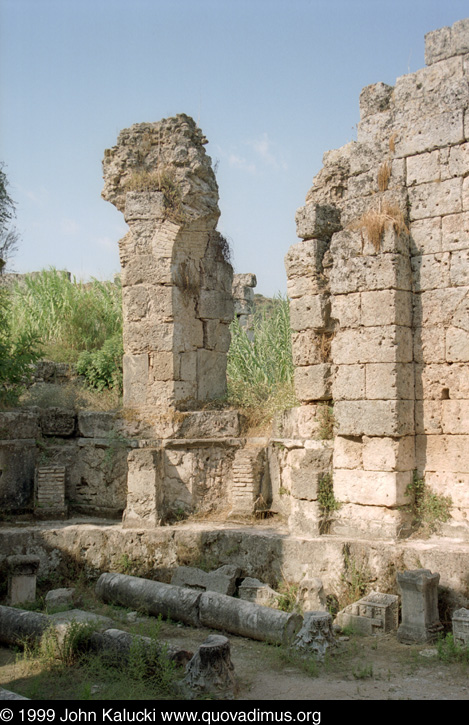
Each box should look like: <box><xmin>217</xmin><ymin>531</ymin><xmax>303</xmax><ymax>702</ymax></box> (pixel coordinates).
<box><xmin>180</xmin><ymin>635</ymin><xmax>238</xmax><ymax>700</ymax></box>
<box><xmin>397</xmin><ymin>569</ymin><xmax>443</xmax><ymax>643</ymax></box>
<box><xmin>102</xmin><ymin>114</ymin><xmax>233</xmax><ymax>415</ymax></box>
<box><xmin>292</xmin><ymin>611</ymin><xmax>336</xmax><ymax>661</ymax></box>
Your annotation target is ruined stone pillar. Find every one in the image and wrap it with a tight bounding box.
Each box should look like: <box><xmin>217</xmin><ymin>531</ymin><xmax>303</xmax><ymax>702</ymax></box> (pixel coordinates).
<box><xmin>397</xmin><ymin>569</ymin><xmax>443</xmax><ymax>643</ymax></box>
<box><xmin>102</xmin><ymin>115</ymin><xmax>233</xmax><ymax>415</ymax></box>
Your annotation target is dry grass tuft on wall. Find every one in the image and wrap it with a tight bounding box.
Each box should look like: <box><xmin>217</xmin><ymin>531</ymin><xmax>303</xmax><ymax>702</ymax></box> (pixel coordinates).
<box><xmin>348</xmin><ymin>201</ymin><xmax>409</xmax><ymax>252</ymax></box>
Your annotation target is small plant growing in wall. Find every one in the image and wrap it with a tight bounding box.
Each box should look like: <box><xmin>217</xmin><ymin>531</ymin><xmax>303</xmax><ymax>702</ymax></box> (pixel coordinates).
<box><xmin>317</xmin><ymin>403</ymin><xmax>335</xmax><ymax>440</ymax></box>
<box><xmin>317</xmin><ymin>473</ymin><xmax>340</xmax><ymax>534</ymax></box>
<box><xmin>405</xmin><ymin>471</ymin><xmax>452</xmax><ymax>535</ymax></box>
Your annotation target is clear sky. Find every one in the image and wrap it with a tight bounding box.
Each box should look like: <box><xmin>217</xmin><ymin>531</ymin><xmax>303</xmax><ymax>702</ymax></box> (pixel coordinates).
<box><xmin>0</xmin><ymin>0</ymin><xmax>467</xmax><ymax>296</ymax></box>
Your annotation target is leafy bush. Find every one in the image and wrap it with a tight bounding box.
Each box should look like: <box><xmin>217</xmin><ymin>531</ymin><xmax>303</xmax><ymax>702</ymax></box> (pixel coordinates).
<box><xmin>0</xmin><ymin>286</ymin><xmax>41</xmax><ymax>407</ymax></box>
<box><xmin>76</xmin><ymin>333</ymin><xmax>123</xmax><ymax>392</ymax></box>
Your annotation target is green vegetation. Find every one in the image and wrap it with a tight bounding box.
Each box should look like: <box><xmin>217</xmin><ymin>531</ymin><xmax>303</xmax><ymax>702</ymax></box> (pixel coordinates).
<box><xmin>437</xmin><ymin>633</ymin><xmax>469</xmax><ymax>664</ymax></box>
<box><xmin>9</xmin><ymin>268</ymin><xmax>122</xmax><ymax>360</ymax></box>
<box><xmin>227</xmin><ymin>294</ymin><xmax>297</xmax><ymax>427</ymax></box>
<box><xmin>406</xmin><ymin>471</ymin><xmax>452</xmax><ymax>534</ymax></box>
<box><xmin>275</xmin><ymin>581</ymin><xmax>298</xmax><ymax>613</ymax></box>
<box><xmin>0</xmin><ymin>286</ymin><xmax>41</xmax><ymax>407</ymax></box>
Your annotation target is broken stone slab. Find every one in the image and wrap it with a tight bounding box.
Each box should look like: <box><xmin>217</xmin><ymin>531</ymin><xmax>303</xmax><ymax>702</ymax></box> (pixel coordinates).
<box><xmin>295</xmin><ymin>203</ymin><xmax>342</xmax><ymax>241</ymax></box>
<box><xmin>238</xmin><ymin>577</ymin><xmax>280</xmax><ymax>608</ymax></box>
<box><xmin>39</xmin><ymin>408</ymin><xmax>76</xmax><ymax>437</ymax></box>
<box><xmin>7</xmin><ymin>555</ymin><xmax>40</xmax><ymax>606</ymax></box>
<box><xmin>179</xmin><ymin>634</ymin><xmax>237</xmax><ymax>700</ymax></box>
<box><xmin>292</xmin><ymin>611</ymin><xmax>336</xmax><ymax>661</ymax></box>
<box><xmin>95</xmin><ymin>572</ymin><xmax>202</xmax><ymax>627</ymax></box>
<box><xmin>397</xmin><ymin>569</ymin><xmax>443</xmax><ymax>644</ymax></box>
<box><xmin>335</xmin><ymin>591</ymin><xmax>399</xmax><ymax>635</ymax></box>
<box><xmin>45</xmin><ymin>587</ymin><xmax>75</xmax><ymax>610</ymax></box>
<box><xmin>199</xmin><ymin>590</ymin><xmax>302</xmax><ymax>646</ymax></box>
<box><xmin>170</xmin><ymin>564</ymin><xmax>241</xmax><ymax>596</ymax></box>
<box><xmin>89</xmin><ymin>628</ymin><xmax>193</xmax><ymax>668</ymax></box>
<box><xmin>452</xmin><ymin>607</ymin><xmax>469</xmax><ymax>648</ymax></box>
<box><xmin>0</xmin><ymin>687</ymin><xmax>29</xmax><ymax>700</ymax></box>
<box><xmin>48</xmin><ymin>609</ymin><xmax>115</xmax><ymax>643</ymax></box>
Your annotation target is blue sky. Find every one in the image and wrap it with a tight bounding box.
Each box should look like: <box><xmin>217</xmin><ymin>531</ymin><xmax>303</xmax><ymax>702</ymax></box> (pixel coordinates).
<box><xmin>1</xmin><ymin>0</ymin><xmax>467</xmax><ymax>296</ymax></box>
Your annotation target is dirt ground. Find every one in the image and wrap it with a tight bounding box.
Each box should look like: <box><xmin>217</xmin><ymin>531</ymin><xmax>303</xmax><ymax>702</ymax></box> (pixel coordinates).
<box><xmin>1</xmin><ymin>615</ymin><xmax>469</xmax><ymax>701</ymax></box>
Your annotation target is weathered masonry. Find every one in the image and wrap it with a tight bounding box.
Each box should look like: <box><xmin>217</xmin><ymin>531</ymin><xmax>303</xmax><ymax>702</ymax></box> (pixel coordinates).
<box><xmin>287</xmin><ymin>17</ymin><xmax>469</xmax><ymax>539</ymax></box>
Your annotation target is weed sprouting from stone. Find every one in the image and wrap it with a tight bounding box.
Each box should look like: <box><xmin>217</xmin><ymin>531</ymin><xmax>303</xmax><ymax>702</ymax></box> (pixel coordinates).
<box><xmin>405</xmin><ymin>472</ymin><xmax>452</xmax><ymax>535</ymax></box>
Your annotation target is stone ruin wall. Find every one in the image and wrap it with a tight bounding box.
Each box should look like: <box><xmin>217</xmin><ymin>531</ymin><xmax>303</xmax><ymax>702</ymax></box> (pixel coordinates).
<box><xmin>2</xmin><ymin>20</ymin><xmax>469</xmax><ymax>552</ymax></box>
<box><xmin>286</xmin><ymin>18</ymin><xmax>469</xmax><ymax>540</ymax></box>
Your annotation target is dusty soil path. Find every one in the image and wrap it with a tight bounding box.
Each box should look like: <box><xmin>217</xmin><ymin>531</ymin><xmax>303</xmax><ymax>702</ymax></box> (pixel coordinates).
<box><xmin>2</xmin><ymin>616</ymin><xmax>468</xmax><ymax>701</ymax></box>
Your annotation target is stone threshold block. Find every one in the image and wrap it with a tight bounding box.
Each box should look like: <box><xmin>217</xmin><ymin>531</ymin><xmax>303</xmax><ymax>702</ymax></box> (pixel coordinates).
<box><xmin>452</xmin><ymin>607</ymin><xmax>469</xmax><ymax>648</ymax></box>
<box><xmin>335</xmin><ymin>591</ymin><xmax>399</xmax><ymax>635</ymax></box>
<box><xmin>7</xmin><ymin>555</ymin><xmax>40</xmax><ymax>606</ymax></box>
<box><xmin>397</xmin><ymin>569</ymin><xmax>443</xmax><ymax>644</ymax></box>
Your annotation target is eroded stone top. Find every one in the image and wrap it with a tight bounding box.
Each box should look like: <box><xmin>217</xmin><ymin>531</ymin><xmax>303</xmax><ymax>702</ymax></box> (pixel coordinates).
<box><xmin>102</xmin><ymin>114</ymin><xmax>219</xmax><ymax>225</ymax></box>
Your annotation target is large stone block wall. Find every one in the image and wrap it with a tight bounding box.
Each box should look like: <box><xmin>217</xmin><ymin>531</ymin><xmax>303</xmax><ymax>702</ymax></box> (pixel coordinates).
<box><xmin>286</xmin><ymin>18</ymin><xmax>469</xmax><ymax>539</ymax></box>
<box><xmin>102</xmin><ymin>115</ymin><xmax>233</xmax><ymax>415</ymax></box>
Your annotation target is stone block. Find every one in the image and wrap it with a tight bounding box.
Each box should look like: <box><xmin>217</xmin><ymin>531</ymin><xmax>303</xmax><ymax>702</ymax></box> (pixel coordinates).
<box><xmin>123</xmin><ymin>448</ymin><xmax>164</xmax><ymax>528</ymax></box>
<box><xmin>0</xmin><ymin>410</ymin><xmax>40</xmax><ymax>440</ymax></box>
<box><xmin>406</xmin><ymin>150</ymin><xmax>440</xmax><ymax>186</ymax></box>
<box><xmin>362</xmin><ymin>436</ymin><xmax>415</xmax><ymax>472</ymax></box>
<box><xmin>414</xmin><ymin>400</ymin><xmax>442</xmax><ymax>435</ymax></box>
<box><xmin>425</xmin><ymin>19</ymin><xmax>469</xmax><ymax>65</ymax></box>
<box><xmin>335</xmin><ymin>591</ymin><xmax>399</xmax><ymax>635</ymax></box>
<box><xmin>288</xmin><ymin>499</ymin><xmax>321</xmax><ymax>537</ymax></box>
<box><xmin>410</xmin><ymin>217</ymin><xmax>442</xmax><ymax>255</ymax></box>
<box><xmin>284</xmin><ymin>239</ymin><xmax>328</xmax><ymax>296</ymax></box>
<box><xmin>413</xmin><ymin>326</ymin><xmax>446</xmax><ymax>363</ymax></box>
<box><xmin>416</xmin><ymin>435</ymin><xmax>469</xmax><ymax>473</ymax></box>
<box><xmin>360</xmin><ymin>290</ymin><xmax>412</xmax><ymax>327</ymax></box>
<box><xmin>290</xmin><ymin>295</ymin><xmax>329</xmax><ymax>331</ymax></box>
<box><xmin>424</xmin><ymin>472</ymin><xmax>469</xmax><ymax>509</ymax></box>
<box><xmin>332</xmin><ymin>364</ymin><xmax>365</xmax><ymax>401</ymax></box>
<box><xmin>452</xmin><ymin>608</ymin><xmax>469</xmax><ymax>648</ymax></box>
<box><xmin>331</xmin><ymin>326</ymin><xmax>413</xmax><ymax>365</ymax></box>
<box><xmin>295</xmin><ymin>576</ymin><xmax>327</xmax><ymax>612</ymax></box>
<box><xmin>333</xmin><ymin>469</ymin><xmax>411</xmax><ymax>507</ymax></box>
<box><xmin>329</xmin><ymin>502</ymin><xmax>412</xmax><ymax>539</ymax></box>
<box><xmin>198</xmin><ymin>290</ymin><xmax>233</xmax><ymax>322</ymax></box>
<box><xmin>413</xmin><ymin>287</ymin><xmax>467</xmax><ymax>327</ymax></box>
<box><xmin>411</xmin><ymin>252</ymin><xmax>451</xmax><ymax>291</ymax></box>
<box><xmin>35</xmin><ymin>465</ymin><xmax>67</xmax><ymax>519</ymax></box>
<box><xmin>409</xmin><ymin>178</ymin><xmax>462</xmax><ymax>221</ymax></box>
<box><xmin>295</xmin><ymin>203</ymin><xmax>341</xmax><ymax>241</ymax></box>
<box><xmin>329</xmin><ymin>253</ymin><xmax>411</xmax><ymax>295</ymax></box>
<box><xmin>330</xmin><ymin>293</ymin><xmax>361</xmax><ymax>329</ymax></box>
<box><xmin>334</xmin><ymin>400</ymin><xmax>414</xmax><ymax>436</ymax></box>
<box><xmin>171</xmin><ymin>565</ymin><xmax>241</xmax><ymax>596</ymax></box>
<box><xmin>446</xmin><ymin>326</ymin><xmax>469</xmax><ymax>362</ymax></box>
<box><xmin>452</xmin><ymin>293</ymin><xmax>469</xmax><ymax>333</ymax></box>
<box><xmin>395</xmin><ymin>110</ymin><xmax>464</xmax><ymax>158</ymax></box>
<box><xmin>272</xmin><ymin>406</ymin><xmax>320</xmax><ymax>439</ymax></box>
<box><xmin>359</xmin><ymin>82</ymin><xmax>394</xmax><ymax>119</ymax></box>
<box><xmin>197</xmin><ymin>350</ymin><xmax>228</xmax><ymax>401</ymax></box>
<box><xmin>0</xmin><ymin>441</ymin><xmax>36</xmax><ymax>510</ymax></box>
<box><xmin>286</xmin><ymin>446</ymin><xmax>332</xmax><ymax>501</ymax></box>
<box><xmin>39</xmin><ymin>408</ymin><xmax>76</xmax><ymax>437</ymax></box>
<box><xmin>441</xmin><ymin>400</ymin><xmax>469</xmax><ymax>434</ymax></box>
<box><xmin>332</xmin><ymin>436</ymin><xmax>363</xmax><ymax>470</ymax></box>
<box><xmin>175</xmin><ymin>411</ymin><xmax>240</xmax><ymax>439</ymax></box>
<box><xmin>124</xmin><ymin>320</ymin><xmax>174</xmax><ymax>354</ymax></box>
<box><xmin>122</xmin><ymin>285</ymin><xmax>150</xmax><ymax>322</ymax></box>
<box><xmin>238</xmin><ymin>578</ymin><xmax>279</xmax><ymax>607</ymax></box>
<box><xmin>450</xmin><ymin>249</ymin><xmax>469</xmax><ymax>286</ymax></box>
<box><xmin>365</xmin><ymin>363</ymin><xmax>414</xmax><ymax>400</ymax></box>
<box><xmin>441</xmin><ymin>212</ymin><xmax>469</xmax><ymax>252</ymax></box>
<box><xmin>291</xmin><ymin>330</ymin><xmax>322</xmax><ymax>366</ymax></box>
<box><xmin>121</xmin><ymin>254</ymin><xmax>172</xmax><ymax>286</ymax></box>
<box><xmin>294</xmin><ymin>364</ymin><xmax>332</xmax><ymax>402</ymax></box>
<box><xmin>77</xmin><ymin>412</ymin><xmax>116</xmax><ymax>439</ymax></box>
<box><xmin>122</xmin><ymin>353</ymin><xmax>149</xmax><ymax>407</ymax></box>
<box><xmin>414</xmin><ymin>363</ymin><xmax>469</xmax><ymax>400</ymax></box>
<box><xmin>45</xmin><ymin>588</ymin><xmax>75</xmax><ymax>609</ymax></box>
<box><xmin>397</xmin><ymin>569</ymin><xmax>443</xmax><ymax>644</ymax></box>
<box><xmin>7</xmin><ymin>556</ymin><xmax>40</xmax><ymax>606</ymax></box>
<box><xmin>124</xmin><ymin>191</ymin><xmax>165</xmax><ymax>221</ymax></box>
<box><xmin>463</xmin><ymin>176</ymin><xmax>469</xmax><ymax>212</ymax></box>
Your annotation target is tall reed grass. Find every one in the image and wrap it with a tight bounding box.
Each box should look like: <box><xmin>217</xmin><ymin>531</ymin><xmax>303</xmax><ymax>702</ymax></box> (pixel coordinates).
<box><xmin>227</xmin><ymin>294</ymin><xmax>297</xmax><ymax>426</ymax></box>
<box><xmin>8</xmin><ymin>268</ymin><xmax>122</xmax><ymax>361</ymax></box>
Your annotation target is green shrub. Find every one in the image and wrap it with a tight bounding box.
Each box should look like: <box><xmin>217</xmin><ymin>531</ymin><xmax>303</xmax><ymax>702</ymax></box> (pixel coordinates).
<box><xmin>406</xmin><ymin>472</ymin><xmax>452</xmax><ymax>534</ymax></box>
<box><xmin>0</xmin><ymin>286</ymin><xmax>41</xmax><ymax>407</ymax></box>
<box><xmin>76</xmin><ymin>333</ymin><xmax>123</xmax><ymax>392</ymax></box>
